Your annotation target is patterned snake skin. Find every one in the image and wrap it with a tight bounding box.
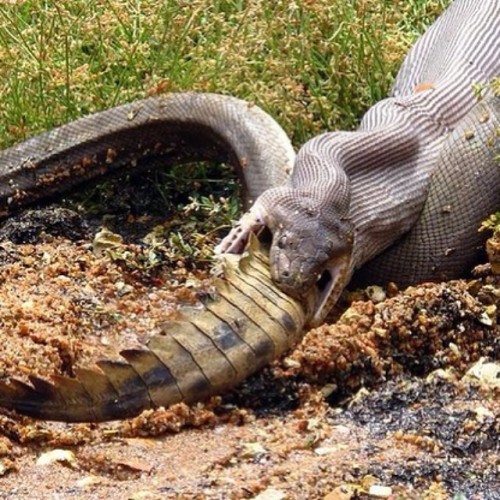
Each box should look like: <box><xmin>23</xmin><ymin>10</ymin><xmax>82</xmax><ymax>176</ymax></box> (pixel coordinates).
<box><xmin>0</xmin><ymin>0</ymin><xmax>498</xmax><ymax>422</ymax></box>
<box><xmin>0</xmin><ymin>0</ymin><xmax>497</xmax><ymax>328</ymax></box>
<box><xmin>218</xmin><ymin>0</ymin><xmax>500</xmax><ymax>324</ymax></box>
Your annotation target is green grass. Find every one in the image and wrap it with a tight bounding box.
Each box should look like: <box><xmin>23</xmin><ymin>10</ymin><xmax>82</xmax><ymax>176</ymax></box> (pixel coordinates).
<box><xmin>0</xmin><ymin>0</ymin><xmax>449</xmax><ymax>148</ymax></box>
<box><xmin>0</xmin><ymin>0</ymin><xmax>450</xmax><ymax>258</ymax></box>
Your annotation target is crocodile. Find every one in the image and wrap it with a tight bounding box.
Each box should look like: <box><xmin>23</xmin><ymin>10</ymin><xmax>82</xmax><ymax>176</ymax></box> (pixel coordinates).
<box><xmin>0</xmin><ymin>92</ymin><xmax>310</xmax><ymax>422</ymax></box>
<box><xmin>0</xmin><ymin>0</ymin><xmax>499</xmax><ymax>422</ymax></box>
<box><xmin>0</xmin><ymin>236</ymin><xmax>315</xmax><ymax>421</ymax></box>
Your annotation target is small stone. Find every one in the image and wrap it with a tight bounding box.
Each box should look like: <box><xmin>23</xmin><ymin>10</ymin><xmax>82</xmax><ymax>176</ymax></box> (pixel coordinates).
<box><xmin>314</xmin><ymin>446</ymin><xmax>338</xmax><ymax>456</ymax></box>
<box><xmin>283</xmin><ymin>357</ymin><xmax>301</xmax><ymax>369</ymax></box>
<box><xmin>368</xmin><ymin>484</ymin><xmax>392</xmax><ymax>498</ymax></box>
<box><xmin>116</xmin><ymin>281</ymin><xmax>133</xmax><ymax>297</ymax></box>
<box><xmin>448</xmin><ymin>342</ymin><xmax>460</xmax><ymax>356</ymax></box>
<box><xmin>386</xmin><ymin>282</ymin><xmax>399</xmax><ymax>296</ymax></box>
<box><xmin>426</xmin><ymin>368</ymin><xmax>456</xmax><ymax>383</ymax></box>
<box><xmin>21</xmin><ymin>300</ymin><xmax>35</xmax><ymax>312</ymax></box>
<box><xmin>320</xmin><ymin>383</ymin><xmax>337</xmax><ymax>398</ymax></box>
<box><xmin>76</xmin><ymin>475</ymin><xmax>104</xmax><ymax>488</ymax></box>
<box><xmin>366</xmin><ymin>286</ymin><xmax>386</xmax><ymax>303</ymax></box>
<box><xmin>348</xmin><ymin>387</ymin><xmax>370</xmax><ymax>407</ymax></box>
<box><xmin>241</xmin><ymin>442</ymin><xmax>267</xmax><ymax>458</ymax></box>
<box><xmin>253</xmin><ymin>488</ymin><xmax>286</xmax><ymax>500</ymax></box>
<box><xmin>324</xmin><ymin>485</ymin><xmax>354</xmax><ymax>500</ymax></box>
<box><xmin>465</xmin><ymin>359</ymin><xmax>500</xmax><ymax>389</ymax></box>
<box><xmin>341</xmin><ymin>309</ymin><xmax>364</xmax><ymax>324</ymax></box>
<box><xmin>478</xmin><ymin>311</ymin><xmax>493</xmax><ymax>326</ymax></box>
<box><xmin>472</xmin><ymin>406</ymin><xmax>494</xmax><ymax>421</ymax></box>
<box><xmin>37</xmin><ymin>449</ymin><xmax>77</xmax><ymax>467</ymax></box>
<box><xmin>128</xmin><ymin>490</ymin><xmax>161</xmax><ymax>500</ymax></box>
<box><xmin>372</xmin><ymin>327</ymin><xmax>388</xmax><ymax>337</ymax></box>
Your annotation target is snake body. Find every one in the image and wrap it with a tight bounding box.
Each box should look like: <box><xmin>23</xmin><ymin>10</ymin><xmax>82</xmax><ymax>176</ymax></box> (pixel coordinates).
<box><xmin>0</xmin><ymin>0</ymin><xmax>498</xmax><ymax>421</ymax></box>
<box><xmin>0</xmin><ymin>1</ymin><xmax>497</xmax><ymax>324</ymax></box>
<box><xmin>0</xmin><ymin>93</ymin><xmax>294</xmax><ymax>217</ymax></box>
<box><xmin>219</xmin><ymin>0</ymin><xmax>500</xmax><ymax>324</ymax></box>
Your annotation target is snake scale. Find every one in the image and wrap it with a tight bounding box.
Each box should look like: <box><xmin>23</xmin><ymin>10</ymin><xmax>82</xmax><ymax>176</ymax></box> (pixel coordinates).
<box><xmin>0</xmin><ymin>0</ymin><xmax>498</xmax><ymax>421</ymax></box>
<box><xmin>218</xmin><ymin>0</ymin><xmax>500</xmax><ymax>324</ymax></box>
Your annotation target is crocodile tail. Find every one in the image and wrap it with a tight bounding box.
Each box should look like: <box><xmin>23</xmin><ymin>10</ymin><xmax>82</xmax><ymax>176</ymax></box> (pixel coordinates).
<box><xmin>0</xmin><ymin>362</ymin><xmax>152</xmax><ymax>421</ymax></box>
<box><xmin>0</xmin><ymin>236</ymin><xmax>310</xmax><ymax>422</ymax></box>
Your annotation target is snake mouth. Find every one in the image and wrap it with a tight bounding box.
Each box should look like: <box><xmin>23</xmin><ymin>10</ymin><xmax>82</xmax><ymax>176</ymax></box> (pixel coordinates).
<box><xmin>312</xmin><ymin>269</ymin><xmax>335</xmax><ymax>326</ymax></box>
<box><xmin>311</xmin><ymin>259</ymin><xmax>349</xmax><ymax>327</ymax></box>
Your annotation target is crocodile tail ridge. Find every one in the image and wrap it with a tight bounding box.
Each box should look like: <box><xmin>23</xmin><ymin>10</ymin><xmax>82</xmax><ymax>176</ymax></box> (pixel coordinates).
<box><xmin>0</xmin><ymin>236</ymin><xmax>309</xmax><ymax>422</ymax></box>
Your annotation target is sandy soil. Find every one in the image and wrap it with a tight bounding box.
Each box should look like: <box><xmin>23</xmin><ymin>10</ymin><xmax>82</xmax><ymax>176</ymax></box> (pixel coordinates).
<box><xmin>0</xmin><ymin>207</ymin><xmax>498</xmax><ymax>500</ymax></box>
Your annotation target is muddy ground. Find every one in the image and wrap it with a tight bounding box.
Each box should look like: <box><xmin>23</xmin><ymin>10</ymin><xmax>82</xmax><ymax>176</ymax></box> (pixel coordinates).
<box><xmin>0</xmin><ymin>203</ymin><xmax>498</xmax><ymax>500</ymax></box>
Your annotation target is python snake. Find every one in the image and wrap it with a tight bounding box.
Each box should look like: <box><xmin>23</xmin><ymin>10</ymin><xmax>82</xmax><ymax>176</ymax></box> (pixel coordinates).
<box><xmin>0</xmin><ymin>1</ymin><xmax>498</xmax><ymax>327</ymax></box>
<box><xmin>217</xmin><ymin>0</ymin><xmax>500</xmax><ymax>325</ymax></box>
<box><xmin>0</xmin><ymin>0</ymin><xmax>498</xmax><ymax>422</ymax></box>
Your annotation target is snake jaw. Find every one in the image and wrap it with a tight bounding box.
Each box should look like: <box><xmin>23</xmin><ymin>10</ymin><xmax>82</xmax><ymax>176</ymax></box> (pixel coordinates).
<box><xmin>264</xmin><ymin>203</ymin><xmax>354</xmax><ymax>326</ymax></box>
<box><xmin>270</xmin><ymin>244</ymin><xmax>351</xmax><ymax>327</ymax></box>
<box><xmin>310</xmin><ymin>253</ymin><xmax>351</xmax><ymax>327</ymax></box>
<box><xmin>269</xmin><ymin>233</ymin><xmax>353</xmax><ymax>326</ymax></box>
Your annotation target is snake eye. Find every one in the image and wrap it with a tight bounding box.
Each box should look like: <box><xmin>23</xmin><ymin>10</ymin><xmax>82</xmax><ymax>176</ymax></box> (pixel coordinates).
<box><xmin>278</xmin><ymin>235</ymin><xmax>287</xmax><ymax>249</ymax></box>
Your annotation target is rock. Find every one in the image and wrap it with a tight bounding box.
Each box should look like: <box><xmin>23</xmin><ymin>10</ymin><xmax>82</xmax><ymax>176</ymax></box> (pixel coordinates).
<box><xmin>254</xmin><ymin>488</ymin><xmax>286</xmax><ymax>500</ymax></box>
<box><xmin>75</xmin><ymin>475</ymin><xmax>104</xmax><ymax>488</ymax></box>
<box><xmin>36</xmin><ymin>449</ymin><xmax>77</xmax><ymax>468</ymax></box>
<box><xmin>366</xmin><ymin>285</ymin><xmax>386</xmax><ymax>303</ymax></box>
<box><xmin>241</xmin><ymin>442</ymin><xmax>268</xmax><ymax>459</ymax></box>
<box><xmin>368</xmin><ymin>484</ymin><xmax>392</xmax><ymax>498</ymax></box>
<box><xmin>314</xmin><ymin>446</ymin><xmax>343</xmax><ymax>456</ymax></box>
<box><xmin>324</xmin><ymin>486</ymin><xmax>353</xmax><ymax>500</ymax></box>
<box><xmin>465</xmin><ymin>358</ymin><xmax>500</xmax><ymax>389</ymax></box>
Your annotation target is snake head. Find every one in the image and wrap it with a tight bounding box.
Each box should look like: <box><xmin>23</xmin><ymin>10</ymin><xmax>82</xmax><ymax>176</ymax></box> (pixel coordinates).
<box><xmin>267</xmin><ymin>194</ymin><xmax>353</xmax><ymax>326</ymax></box>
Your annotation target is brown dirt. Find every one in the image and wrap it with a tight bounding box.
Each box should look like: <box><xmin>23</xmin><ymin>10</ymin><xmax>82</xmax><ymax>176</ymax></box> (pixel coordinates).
<box><xmin>0</xmin><ymin>209</ymin><xmax>498</xmax><ymax>500</ymax></box>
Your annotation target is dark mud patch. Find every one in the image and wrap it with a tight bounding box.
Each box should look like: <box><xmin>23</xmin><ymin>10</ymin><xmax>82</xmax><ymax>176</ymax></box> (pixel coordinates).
<box><xmin>342</xmin><ymin>373</ymin><xmax>500</xmax><ymax>498</ymax></box>
<box><xmin>0</xmin><ymin>207</ymin><xmax>90</xmax><ymax>244</ymax></box>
